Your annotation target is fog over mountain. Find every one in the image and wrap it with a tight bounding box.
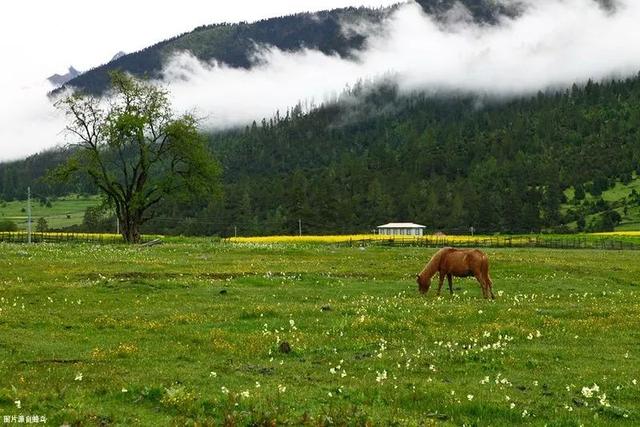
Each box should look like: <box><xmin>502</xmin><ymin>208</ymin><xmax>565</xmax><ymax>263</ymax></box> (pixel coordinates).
<box><xmin>161</xmin><ymin>0</ymin><xmax>640</xmax><ymax>131</ymax></box>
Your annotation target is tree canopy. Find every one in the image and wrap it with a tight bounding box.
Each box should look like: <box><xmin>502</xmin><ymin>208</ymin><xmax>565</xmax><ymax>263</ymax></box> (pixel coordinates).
<box><xmin>54</xmin><ymin>72</ymin><xmax>220</xmax><ymax>242</ymax></box>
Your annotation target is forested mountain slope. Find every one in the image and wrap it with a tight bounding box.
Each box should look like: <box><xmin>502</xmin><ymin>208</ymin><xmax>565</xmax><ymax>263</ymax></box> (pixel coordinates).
<box><xmin>181</xmin><ymin>77</ymin><xmax>640</xmax><ymax>236</ymax></box>
<box><xmin>4</xmin><ymin>76</ymin><xmax>639</xmax><ymax>235</ymax></box>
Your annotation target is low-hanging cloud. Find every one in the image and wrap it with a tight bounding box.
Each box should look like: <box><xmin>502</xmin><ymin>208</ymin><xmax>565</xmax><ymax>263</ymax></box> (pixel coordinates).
<box><xmin>2</xmin><ymin>0</ymin><xmax>640</xmax><ymax>161</ymax></box>
<box><xmin>162</xmin><ymin>0</ymin><xmax>640</xmax><ymax>130</ymax></box>
<box><xmin>0</xmin><ymin>80</ymin><xmax>66</xmax><ymax>162</ymax></box>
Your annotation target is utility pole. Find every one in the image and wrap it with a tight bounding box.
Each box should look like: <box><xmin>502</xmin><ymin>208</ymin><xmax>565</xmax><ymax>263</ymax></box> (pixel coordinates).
<box><xmin>116</xmin><ymin>216</ymin><xmax>120</xmax><ymax>235</ymax></box>
<box><xmin>298</xmin><ymin>219</ymin><xmax>302</xmax><ymax>237</ymax></box>
<box><xmin>234</xmin><ymin>226</ymin><xmax>237</xmax><ymax>238</ymax></box>
<box><xmin>27</xmin><ymin>187</ymin><xmax>32</xmax><ymax>244</ymax></box>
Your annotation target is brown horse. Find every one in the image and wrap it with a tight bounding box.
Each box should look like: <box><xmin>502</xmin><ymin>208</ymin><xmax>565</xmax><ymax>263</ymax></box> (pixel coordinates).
<box><xmin>416</xmin><ymin>247</ymin><xmax>494</xmax><ymax>299</ymax></box>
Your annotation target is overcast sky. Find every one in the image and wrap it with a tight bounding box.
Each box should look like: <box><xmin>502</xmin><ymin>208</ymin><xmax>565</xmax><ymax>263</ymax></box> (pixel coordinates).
<box><xmin>0</xmin><ymin>0</ymin><xmax>398</xmax><ymax>161</ymax></box>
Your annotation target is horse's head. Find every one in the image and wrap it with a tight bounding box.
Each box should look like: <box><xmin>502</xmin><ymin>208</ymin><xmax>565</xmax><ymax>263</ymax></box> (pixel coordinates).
<box><xmin>416</xmin><ymin>274</ymin><xmax>430</xmax><ymax>294</ymax></box>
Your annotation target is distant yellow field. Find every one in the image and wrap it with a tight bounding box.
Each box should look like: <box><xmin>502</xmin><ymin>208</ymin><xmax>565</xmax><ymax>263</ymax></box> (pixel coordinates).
<box><xmin>226</xmin><ymin>233</ymin><xmax>640</xmax><ymax>246</ymax></box>
<box><xmin>227</xmin><ymin>234</ymin><xmax>519</xmax><ymax>244</ymax></box>
<box><xmin>591</xmin><ymin>231</ymin><xmax>640</xmax><ymax>236</ymax></box>
<box><xmin>0</xmin><ymin>231</ymin><xmax>121</xmax><ymax>239</ymax></box>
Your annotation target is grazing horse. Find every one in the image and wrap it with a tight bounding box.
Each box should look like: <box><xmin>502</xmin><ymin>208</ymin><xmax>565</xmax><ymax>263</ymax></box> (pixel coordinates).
<box><xmin>416</xmin><ymin>247</ymin><xmax>494</xmax><ymax>299</ymax></box>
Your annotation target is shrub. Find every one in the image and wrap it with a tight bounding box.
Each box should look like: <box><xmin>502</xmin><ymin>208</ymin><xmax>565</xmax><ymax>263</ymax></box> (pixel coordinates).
<box><xmin>0</xmin><ymin>219</ymin><xmax>18</xmax><ymax>232</ymax></box>
<box><xmin>36</xmin><ymin>217</ymin><xmax>48</xmax><ymax>232</ymax></box>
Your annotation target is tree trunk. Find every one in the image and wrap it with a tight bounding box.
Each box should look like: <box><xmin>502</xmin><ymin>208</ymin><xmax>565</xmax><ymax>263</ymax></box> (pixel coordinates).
<box><xmin>119</xmin><ymin>212</ymin><xmax>141</xmax><ymax>244</ymax></box>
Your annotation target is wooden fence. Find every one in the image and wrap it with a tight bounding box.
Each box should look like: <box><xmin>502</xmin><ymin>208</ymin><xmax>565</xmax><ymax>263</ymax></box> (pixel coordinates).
<box><xmin>0</xmin><ymin>232</ymin><xmax>125</xmax><ymax>244</ymax></box>
<box><xmin>345</xmin><ymin>235</ymin><xmax>640</xmax><ymax>250</ymax></box>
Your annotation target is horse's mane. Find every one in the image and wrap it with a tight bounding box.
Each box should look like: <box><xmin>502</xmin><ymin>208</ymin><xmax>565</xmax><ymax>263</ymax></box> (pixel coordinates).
<box><xmin>419</xmin><ymin>247</ymin><xmax>452</xmax><ymax>279</ymax></box>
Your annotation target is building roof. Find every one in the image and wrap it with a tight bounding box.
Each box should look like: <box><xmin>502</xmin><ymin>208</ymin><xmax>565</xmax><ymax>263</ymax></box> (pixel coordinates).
<box><xmin>377</xmin><ymin>222</ymin><xmax>426</xmax><ymax>229</ymax></box>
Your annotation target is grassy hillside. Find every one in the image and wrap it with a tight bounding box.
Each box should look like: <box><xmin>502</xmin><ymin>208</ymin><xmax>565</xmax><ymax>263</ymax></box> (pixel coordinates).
<box><xmin>563</xmin><ymin>174</ymin><xmax>640</xmax><ymax>231</ymax></box>
<box><xmin>0</xmin><ymin>241</ymin><xmax>638</xmax><ymax>424</ymax></box>
<box><xmin>0</xmin><ymin>195</ymin><xmax>101</xmax><ymax>230</ymax></box>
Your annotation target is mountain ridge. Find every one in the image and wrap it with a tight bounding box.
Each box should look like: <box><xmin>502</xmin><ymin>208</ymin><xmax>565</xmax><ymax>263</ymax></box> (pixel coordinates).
<box><xmin>47</xmin><ymin>66</ymin><xmax>81</xmax><ymax>87</ymax></box>
<box><xmin>55</xmin><ymin>0</ymin><xmax>519</xmax><ymax>95</ymax></box>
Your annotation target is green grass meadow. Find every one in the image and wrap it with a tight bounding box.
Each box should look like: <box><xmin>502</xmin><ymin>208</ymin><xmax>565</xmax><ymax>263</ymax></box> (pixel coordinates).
<box><xmin>0</xmin><ymin>241</ymin><xmax>639</xmax><ymax>425</ymax></box>
<box><xmin>0</xmin><ymin>196</ymin><xmax>100</xmax><ymax>230</ymax></box>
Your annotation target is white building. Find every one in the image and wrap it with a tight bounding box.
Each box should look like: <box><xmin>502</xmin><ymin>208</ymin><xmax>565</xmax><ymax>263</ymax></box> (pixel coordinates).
<box><xmin>376</xmin><ymin>222</ymin><xmax>426</xmax><ymax>236</ymax></box>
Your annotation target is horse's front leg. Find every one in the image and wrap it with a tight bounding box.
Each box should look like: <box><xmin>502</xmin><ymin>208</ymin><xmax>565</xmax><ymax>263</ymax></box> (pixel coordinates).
<box><xmin>447</xmin><ymin>273</ymin><xmax>453</xmax><ymax>295</ymax></box>
<box><xmin>437</xmin><ymin>272</ymin><xmax>445</xmax><ymax>295</ymax></box>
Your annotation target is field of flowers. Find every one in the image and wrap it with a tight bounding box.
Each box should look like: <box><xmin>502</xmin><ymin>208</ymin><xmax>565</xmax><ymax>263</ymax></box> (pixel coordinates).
<box><xmin>0</xmin><ymin>241</ymin><xmax>638</xmax><ymax>425</ymax></box>
<box><xmin>227</xmin><ymin>232</ymin><xmax>640</xmax><ymax>249</ymax></box>
<box><xmin>592</xmin><ymin>231</ymin><xmax>640</xmax><ymax>237</ymax></box>
<box><xmin>227</xmin><ymin>234</ymin><xmax>505</xmax><ymax>244</ymax></box>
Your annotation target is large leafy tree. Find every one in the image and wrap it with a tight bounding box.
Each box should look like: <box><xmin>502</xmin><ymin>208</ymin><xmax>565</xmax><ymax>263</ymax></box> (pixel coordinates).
<box><xmin>56</xmin><ymin>72</ymin><xmax>219</xmax><ymax>243</ymax></box>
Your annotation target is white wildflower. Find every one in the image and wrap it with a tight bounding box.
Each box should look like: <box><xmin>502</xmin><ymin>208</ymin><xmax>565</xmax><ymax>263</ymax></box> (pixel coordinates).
<box><xmin>376</xmin><ymin>370</ymin><xmax>387</xmax><ymax>383</ymax></box>
<box><xmin>599</xmin><ymin>393</ymin><xmax>610</xmax><ymax>407</ymax></box>
<box><xmin>581</xmin><ymin>384</ymin><xmax>599</xmax><ymax>398</ymax></box>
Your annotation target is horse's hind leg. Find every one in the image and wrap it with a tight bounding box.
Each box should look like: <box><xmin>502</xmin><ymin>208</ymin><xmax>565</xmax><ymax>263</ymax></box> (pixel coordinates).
<box><xmin>447</xmin><ymin>273</ymin><xmax>453</xmax><ymax>295</ymax></box>
<box><xmin>437</xmin><ymin>272</ymin><xmax>445</xmax><ymax>295</ymax></box>
<box><xmin>485</xmin><ymin>273</ymin><xmax>495</xmax><ymax>299</ymax></box>
<box><xmin>475</xmin><ymin>273</ymin><xmax>488</xmax><ymax>299</ymax></box>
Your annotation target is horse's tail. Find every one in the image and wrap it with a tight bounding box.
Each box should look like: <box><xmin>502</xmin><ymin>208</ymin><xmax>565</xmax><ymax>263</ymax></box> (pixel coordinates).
<box><xmin>481</xmin><ymin>253</ymin><xmax>494</xmax><ymax>297</ymax></box>
<box><xmin>483</xmin><ymin>257</ymin><xmax>492</xmax><ymax>285</ymax></box>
